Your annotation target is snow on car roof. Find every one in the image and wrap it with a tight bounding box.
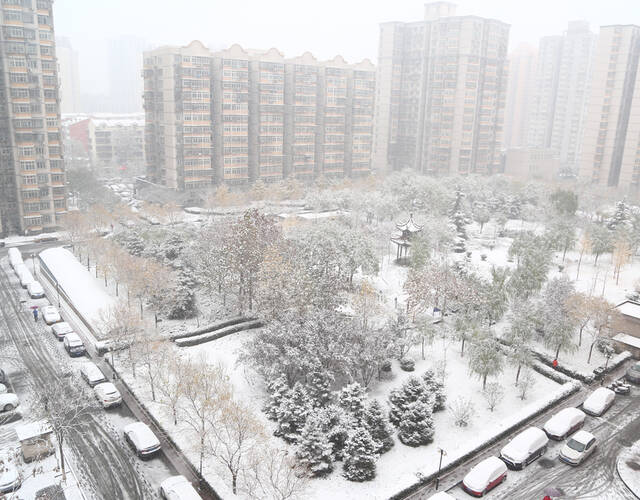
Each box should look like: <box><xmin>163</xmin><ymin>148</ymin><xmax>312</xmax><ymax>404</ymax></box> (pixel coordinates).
<box><xmin>427</xmin><ymin>493</ymin><xmax>456</xmax><ymax>500</ymax></box>
<box><xmin>464</xmin><ymin>456</ymin><xmax>505</xmax><ymax>490</ymax></box>
<box><xmin>125</xmin><ymin>422</ymin><xmax>159</xmax><ymax>447</ymax></box>
<box><xmin>502</xmin><ymin>427</ymin><xmax>545</xmax><ymax>458</ymax></box>
<box><xmin>545</xmin><ymin>407</ymin><xmax>584</xmax><ymax>433</ymax></box>
<box><xmin>570</xmin><ymin>430</ymin><xmax>594</xmax><ymax>444</ymax></box>
<box><xmin>53</xmin><ymin>322</ymin><xmax>73</xmax><ymax>333</ymax></box>
<box><xmin>585</xmin><ymin>387</ymin><xmax>614</xmax><ymax>405</ymax></box>
<box><xmin>16</xmin><ymin>420</ymin><xmax>52</xmax><ymax>441</ymax></box>
<box><xmin>161</xmin><ymin>476</ymin><xmax>201</xmax><ymax>499</ymax></box>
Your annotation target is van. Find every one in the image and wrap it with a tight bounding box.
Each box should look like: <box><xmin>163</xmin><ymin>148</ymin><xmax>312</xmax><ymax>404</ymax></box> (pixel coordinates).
<box><xmin>80</xmin><ymin>362</ymin><xmax>107</xmax><ymax>387</ymax></box>
<box><xmin>500</xmin><ymin>427</ymin><xmax>548</xmax><ymax>470</ymax></box>
<box><xmin>63</xmin><ymin>333</ymin><xmax>86</xmax><ymax>357</ymax></box>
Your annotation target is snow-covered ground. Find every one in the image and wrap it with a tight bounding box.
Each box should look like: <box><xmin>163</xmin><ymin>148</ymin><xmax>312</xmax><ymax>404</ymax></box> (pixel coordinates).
<box><xmin>617</xmin><ymin>439</ymin><xmax>640</xmax><ymax>497</ymax></box>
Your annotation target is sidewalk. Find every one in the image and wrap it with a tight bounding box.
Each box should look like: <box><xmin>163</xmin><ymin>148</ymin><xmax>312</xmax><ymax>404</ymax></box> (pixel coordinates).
<box><xmin>617</xmin><ymin>440</ymin><xmax>640</xmax><ymax>498</ymax></box>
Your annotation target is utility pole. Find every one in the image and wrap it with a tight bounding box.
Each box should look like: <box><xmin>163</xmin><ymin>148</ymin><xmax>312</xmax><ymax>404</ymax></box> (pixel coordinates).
<box><xmin>435</xmin><ymin>447</ymin><xmax>446</xmax><ymax>490</ymax></box>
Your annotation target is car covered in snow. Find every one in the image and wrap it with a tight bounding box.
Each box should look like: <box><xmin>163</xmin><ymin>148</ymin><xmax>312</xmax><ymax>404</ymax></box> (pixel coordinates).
<box><xmin>0</xmin><ymin>461</ymin><xmax>20</xmax><ymax>494</ymax></box>
<box><xmin>559</xmin><ymin>430</ymin><xmax>597</xmax><ymax>466</ymax></box>
<box><xmin>626</xmin><ymin>361</ymin><xmax>640</xmax><ymax>384</ymax></box>
<box><xmin>15</xmin><ymin>264</ymin><xmax>34</xmax><ymax>288</ymax></box>
<box><xmin>80</xmin><ymin>362</ymin><xmax>107</xmax><ymax>387</ymax></box>
<box><xmin>8</xmin><ymin>248</ymin><xmax>22</xmax><ymax>269</ymax></box>
<box><xmin>0</xmin><ymin>384</ymin><xmax>7</xmax><ymax>395</ymax></box>
<box><xmin>94</xmin><ymin>382</ymin><xmax>122</xmax><ymax>409</ymax></box>
<box><xmin>499</xmin><ymin>427</ymin><xmax>548</xmax><ymax>470</ymax></box>
<box><xmin>26</xmin><ymin>281</ymin><xmax>44</xmax><ymax>299</ymax></box>
<box><xmin>543</xmin><ymin>407</ymin><xmax>586</xmax><ymax>440</ymax></box>
<box><xmin>0</xmin><ymin>393</ymin><xmax>19</xmax><ymax>413</ymax></box>
<box><xmin>582</xmin><ymin>387</ymin><xmax>615</xmax><ymax>416</ymax></box>
<box><xmin>124</xmin><ymin>422</ymin><xmax>161</xmax><ymax>459</ymax></box>
<box><xmin>51</xmin><ymin>321</ymin><xmax>73</xmax><ymax>340</ymax></box>
<box><xmin>462</xmin><ymin>456</ymin><xmax>507</xmax><ymax>497</ymax></box>
<box><xmin>42</xmin><ymin>305</ymin><xmax>61</xmax><ymax>325</ymax></box>
<box><xmin>160</xmin><ymin>475</ymin><xmax>201</xmax><ymax>500</ymax></box>
<box><xmin>63</xmin><ymin>333</ymin><xmax>86</xmax><ymax>357</ymax></box>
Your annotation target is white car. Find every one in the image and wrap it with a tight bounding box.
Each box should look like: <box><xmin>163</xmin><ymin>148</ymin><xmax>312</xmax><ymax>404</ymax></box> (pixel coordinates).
<box><xmin>160</xmin><ymin>475</ymin><xmax>201</xmax><ymax>500</ymax></box>
<box><xmin>80</xmin><ymin>362</ymin><xmax>107</xmax><ymax>387</ymax></box>
<box><xmin>8</xmin><ymin>248</ymin><xmax>22</xmax><ymax>269</ymax></box>
<box><xmin>582</xmin><ymin>387</ymin><xmax>615</xmax><ymax>416</ymax></box>
<box><xmin>0</xmin><ymin>461</ymin><xmax>20</xmax><ymax>494</ymax></box>
<box><xmin>27</xmin><ymin>281</ymin><xmax>44</xmax><ymax>299</ymax></box>
<box><xmin>17</xmin><ymin>266</ymin><xmax>34</xmax><ymax>288</ymax></box>
<box><xmin>124</xmin><ymin>422</ymin><xmax>161</xmax><ymax>459</ymax></box>
<box><xmin>543</xmin><ymin>407</ymin><xmax>586</xmax><ymax>440</ymax></box>
<box><xmin>462</xmin><ymin>456</ymin><xmax>507</xmax><ymax>497</ymax></box>
<box><xmin>51</xmin><ymin>322</ymin><xmax>73</xmax><ymax>341</ymax></box>
<box><xmin>94</xmin><ymin>383</ymin><xmax>122</xmax><ymax>409</ymax></box>
<box><xmin>0</xmin><ymin>384</ymin><xmax>6</xmax><ymax>394</ymax></box>
<box><xmin>559</xmin><ymin>430</ymin><xmax>597</xmax><ymax>466</ymax></box>
<box><xmin>0</xmin><ymin>393</ymin><xmax>19</xmax><ymax>413</ymax></box>
<box><xmin>500</xmin><ymin>427</ymin><xmax>548</xmax><ymax>470</ymax></box>
<box><xmin>42</xmin><ymin>305</ymin><xmax>61</xmax><ymax>325</ymax></box>
<box><xmin>13</xmin><ymin>263</ymin><xmax>28</xmax><ymax>279</ymax></box>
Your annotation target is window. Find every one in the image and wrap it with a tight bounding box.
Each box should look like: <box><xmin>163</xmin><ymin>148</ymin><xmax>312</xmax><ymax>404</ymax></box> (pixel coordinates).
<box><xmin>45</xmin><ymin>103</ymin><xmax>56</xmax><ymax>113</ymax></box>
<box><xmin>54</xmin><ymin>199</ymin><xmax>65</xmax><ymax>209</ymax></box>
<box><xmin>12</xmin><ymin>103</ymin><xmax>30</xmax><ymax>113</ymax></box>
<box><xmin>46</xmin><ymin>117</ymin><xmax>57</xmax><ymax>127</ymax></box>
<box><xmin>23</xmin><ymin>175</ymin><xmax>37</xmax><ymax>185</ymax></box>
<box><xmin>9</xmin><ymin>73</ymin><xmax>28</xmax><ymax>83</ymax></box>
<box><xmin>22</xmin><ymin>190</ymin><xmax>38</xmax><ymax>200</ymax></box>
<box><xmin>20</xmin><ymin>160</ymin><xmax>36</xmax><ymax>170</ymax></box>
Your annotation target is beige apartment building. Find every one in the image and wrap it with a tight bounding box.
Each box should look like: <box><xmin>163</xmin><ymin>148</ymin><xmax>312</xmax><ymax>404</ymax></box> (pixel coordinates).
<box><xmin>143</xmin><ymin>42</ymin><xmax>375</xmax><ymax>190</ymax></box>
<box><xmin>504</xmin><ymin>44</ymin><xmax>536</xmax><ymax>149</ymax></box>
<box><xmin>374</xmin><ymin>2</ymin><xmax>509</xmax><ymax>176</ymax></box>
<box><xmin>0</xmin><ymin>0</ymin><xmax>66</xmax><ymax>236</ymax></box>
<box><xmin>579</xmin><ymin>25</ymin><xmax>640</xmax><ymax>190</ymax></box>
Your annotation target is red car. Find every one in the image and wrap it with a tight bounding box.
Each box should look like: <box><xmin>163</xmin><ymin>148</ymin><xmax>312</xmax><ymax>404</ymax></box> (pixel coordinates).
<box><xmin>462</xmin><ymin>456</ymin><xmax>507</xmax><ymax>497</ymax></box>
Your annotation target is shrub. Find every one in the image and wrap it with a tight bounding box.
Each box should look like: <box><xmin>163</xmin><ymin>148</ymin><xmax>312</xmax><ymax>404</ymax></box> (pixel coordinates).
<box><xmin>400</xmin><ymin>359</ymin><xmax>415</xmax><ymax>372</ymax></box>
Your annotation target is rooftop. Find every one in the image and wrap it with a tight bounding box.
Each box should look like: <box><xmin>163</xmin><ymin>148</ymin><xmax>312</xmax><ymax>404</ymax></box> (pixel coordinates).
<box><xmin>616</xmin><ymin>301</ymin><xmax>640</xmax><ymax>320</ymax></box>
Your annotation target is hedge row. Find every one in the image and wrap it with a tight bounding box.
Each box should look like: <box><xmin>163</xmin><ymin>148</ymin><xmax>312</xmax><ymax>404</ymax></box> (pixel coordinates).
<box><xmin>174</xmin><ymin>319</ymin><xmax>263</xmax><ymax>347</ymax></box>
<box><xmin>170</xmin><ymin>316</ymin><xmax>255</xmax><ymax>341</ymax></box>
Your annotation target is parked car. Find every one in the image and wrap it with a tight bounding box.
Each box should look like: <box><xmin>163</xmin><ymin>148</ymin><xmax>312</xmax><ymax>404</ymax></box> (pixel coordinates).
<box><xmin>7</xmin><ymin>248</ymin><xmax>22</xmax><ymax>269</ymax></box>
<box><xmin>94</xmin><ymin>383</ymin><xmax>122</xmax><ymax>409</ymax></box>
<box><xmin>17</xmin><ymin>266</ymin><xmax>34</xmax><ymax>288</ymax></box>
<box><xmin>543</xmin><ymin>407</ymin><xmax>586</xmax><ymax>440</ymax></box>
<box><xmin>51</xmin><ymin>322</ymin><xmax>73</xmax><ymax>341</ymax></box>
<box><xmin>626</xmin><ymin>361</ymin><xmax>640</xmax><ymax>384</ymax></box>
<box><xmin>63</xmin><ymin>333</ymin><xmax>86</xmax><ymax>357</ymax></box>
<box><xmin>27</xmin><ymin>281</ymin><xmax>45</xmax><ymax>299</ymax></box>
<box><xmin>159</xmin><ymin>475</ymin><xmax>201</xmax><ymax>500</ymax></box>
<box><xmin>42</xmin><ymin>305</ymin><xmax>61</xmax><ymax>325</ymax></box>
<box><xmin>582</xmin><ymin>387</ymin><xmax>615</xmax><ymax>416</ymax></box>
<box><xmin>559</xmin><ymin>430</ymin><xmax>597</xmax><ymax>466</ymax></box>
<box><xmin>0</xmin><ymin>393</ymin><xmax>19</xmax><ymax>412</ymax></box>
<box><xmin>0</xmin><ymin>461</ymin><xmax>20</xmax><ymax>494</ymax></box>
<box><xmin>0</xmin><ymin>384</ymin><xmax>7</xmax><ymax>395</ymax></box>
<box><xmin>80</xmin><ymin>362</ymin><xmax>107</xmax><ymax>387</ymax></box>
<box><xmin>124</xmin><ymin>422</ymin><xmax>161</xmax><ymax>459</ymax></box>
<box><xmin>499</xmin><ymin>427</ymin><xmax>548</xmax><ymax>470</ymax></box>
<box><xmin>13</xmin><ymin>263</ymin><xmax>27</xmax><ymax>279</ymax></box>
<box><xmin>462</xmin><ymin>456</ymin><xmax>507</xmax><ymax>497</ymax></box>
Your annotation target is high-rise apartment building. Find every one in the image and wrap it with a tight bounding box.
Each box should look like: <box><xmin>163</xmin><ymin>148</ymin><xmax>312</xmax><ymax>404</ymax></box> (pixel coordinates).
<box><xmin>0</xmin><ymin>0</ymin><xmax>66</xmax><ymax>236</ymax></box>
<box><xmin>579</xmin><ymin>25</ymin><xmax>640</xmax><ymax>189</ymax></box>
<box><xmin>108</xmin><ymin>36</ymin><xmax>145</xmax><ymax>113</ymax></box>
<box><xmin>527</xmin><ymin>22</ymin><xmax>596</xmax><ymax>175</ymax></box>
<box><xmin>143</xmin><ymin>41</ymin><xmax>375</xmax><ymax>190</ymax></box>
<box><xmin>56</xmin><ymin>36</ymin><xmax>79</xmax><ymax>113</ymax></box>
<box><xmin>374</xmin><ymin>2</ymin><xmax>510</xmax><ymax>176</ymax></box>
<box><xmin>504</xmin><ymin>44</ymin><xmax>536</xmax><ymax>149</ymax></box>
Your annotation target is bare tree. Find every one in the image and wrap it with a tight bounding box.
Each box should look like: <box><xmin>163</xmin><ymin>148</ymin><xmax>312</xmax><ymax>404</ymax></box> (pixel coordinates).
<box><xmin>612</xmin><ymin>236</ymin><xmax>632</xmax><ymax>285</ymax></box>
<box><xmin>242</xmin><ymin>447</ymin><xmax>309</xmax><ymax>500</ymax></box>
<box><xmin>482</xmin><ymin>382</ymin><xmax>504</xmax><ymax>412</ymax></box>
<box><xmin>97</xmin><ymin>299</ymin><xmax>144</xmax><ymax>372</ymax></box>
<box><xmin>157</xmin><ymin>355</ymin><xmax>190</xmax><ymax>426</ymax></box>
<box><xmin>208</xmin><ymin>399</ymin><xmax>267</xmax><ymax>494</ymax></box>
<box><xmin>180</xmin><ymin>358</ymin><xmax>232</xmax><ymax>476</ymax></box>
<box><xmin>518</xmin><ymin>369</ymin><xmax>536</xmax><ymax>400</ymax></box>
<box><xmin>133</xmin><ymin>331</ymin><xmax>167</xmax><ymax>401</ymax></box>
<box><xmin>575</xmin><ymin>230</ymin><xmax>592</xmax><ymax>280</ymax></box>
<box><xmin>33</xmin><ymin>378</ymin><xmax>100</xmax><ymax>480</ymax></box>
<box><xmin>448</xmin><ymin>397</ymin><xmax>475</xmax><ymax>427</ymax></box>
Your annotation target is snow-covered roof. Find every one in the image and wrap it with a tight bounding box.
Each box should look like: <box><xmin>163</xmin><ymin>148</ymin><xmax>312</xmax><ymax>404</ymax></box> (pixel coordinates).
<box><xmin>616</xmin><ymin>301</ymin><xmax>640</xmax><ymax>320</ymax></box>
<box><xmin>613</xmin><ymin>333</ymin><xmax>640</xmax><ymax>349</ymax></box>
<box><xmin>544</xmin><ymin>408</ymin><xmax>585</xmax><ymax>436</ymax></box>
<box><xmin>16</xmin><ymin>420</ymin><xmax>52</xmax><ymax>441</ymax></box>
<box><xmin>463</xmin><ymin>456</ymin><xmax>506</xmax><ymax>491</ymax></box>
<box><xmin>584</xmin><ymin>388</ymin><xmax>614</xmax><ymax>409</ymax></box>
<box><xmin>501</xmin><ymin>427</ymin><xmax>547</xmax><ymax>461</ymax></box>
<box><xmin>396</xmin><ymin>213</ymin><xmax>423</xmax><ymax>233</ymax></box>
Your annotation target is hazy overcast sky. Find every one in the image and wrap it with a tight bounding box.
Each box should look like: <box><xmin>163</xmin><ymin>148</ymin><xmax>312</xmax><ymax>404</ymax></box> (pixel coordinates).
<box><xmin>54</xmin><ymin>0</ymin><xmax>638</xmax><ymax>95</ymax></box>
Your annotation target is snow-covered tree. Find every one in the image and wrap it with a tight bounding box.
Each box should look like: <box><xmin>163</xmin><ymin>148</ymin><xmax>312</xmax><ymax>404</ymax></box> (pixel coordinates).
<box><xmin>467</xmin><ymin>333</ymin><xmax>504</xmax><ymax>389</ymax></box>
<box><xmin>421</xmin><ymin>369</ymin><xmax>446</xmax><ymax>411</ymax></box>
<box><xmin>546</xmin><ymin>218</ymin><xmax>577</xmax><ymax>261</ymax></box>
<box><xmin>363</xmin><ymin>400</ymin><xmax>394</xmax><ymax>454</ymax></box>
<box><xmin>504</xmin><ymin>298</ymin><xmax>539</xmax><ymax>384</ymax></box>
<box><xmin>448</xmin><ymin>396</ymin><xmax>476</xmax><ymax>427</ymax></box>
<box><xmin>276</xmin><ymin>382</ymin><xmax>311</xmax><ymax>443</ymax></box>
<box><xmin>338</xmin><ymin>382</ymin><xmax>367</xmax><ymax>423</ymax></box>
<box><xmin>483</xmin><ymin>382</ymin><xmax>504</xmax><ymax>412</ymax></box>
<box><xmin>398</xmin><ymin>400</ymin><xmax>435</xmax><ymax>447</ymax></box>
<box><xmin>315</xmin><ymin>405</ymin><xmax>355</xmax><ymax>461</ymax></box>
<box><xmin>590</xmin><ymin>224</ymin><xmax>613</xmax><ymax>265</ymax></box>
<box><xmin>342</xmin><ymin>427</ymin><xmax>378</xmax><ymax>482</ymax></box>
<box><xmin>263</xmin><ymin>375</ymin><xmax>289</xmax><ymax>421</ymax></box>
<box><xmin>507</xmin><ymin>241</ymin><xmax>553</xmax><ymax>300</ymax></box>
<box><xmin>541</xmin><ymin>276</ymin><xmax>578</xmax><ymax>360</ymax></box>
<box><xmin>387</xmin><ymin>311</ymin><xmax>417</xmax><ymax>360</ymax></box>
<box><xmin>306</xmin><ymin>371</ymin><xmax>334</xmax><ymax>409</ymax></box>
<box><xmin>518</xmin><ymin>369</ymin><xmax>536</xmax><ymax>400</ymax></box>
<box><xmin>295</xmin><ymin>415</ymin><xmax>334</xmax><ymax>477</ymax></box>
<box><xmin>388</xmin><ymin>376</ymin><xmax>430</xmax><ymax>426</ymax></box>
<box><xmin>607</xmin><ymin>200</ymin><xmax>632</xmax><ymax>230</ymax></box>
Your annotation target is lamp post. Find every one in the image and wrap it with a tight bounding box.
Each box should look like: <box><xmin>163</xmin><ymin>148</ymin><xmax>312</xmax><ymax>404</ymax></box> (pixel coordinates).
<box><xmin>56</xmin><ymin>280</ymin><xmax>60</xmax><ymax>307</ymax></box>
<box><xmin>435</xmin><ymin>447</ymin><xmax>446</xmax><ymax>490</ymax></box>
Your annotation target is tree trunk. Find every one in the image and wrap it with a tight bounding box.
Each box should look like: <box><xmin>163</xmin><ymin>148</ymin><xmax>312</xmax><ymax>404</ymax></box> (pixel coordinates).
<box><xmin>588</xmin><ymin>342</ymin><xmax>595</xmax><ymax>364</ymax></box>
<box><xmin>579</xmin><ymin>325</ymin><xmax>584</xmax><ymax>347</ymax></box>
<box><xmin>515</xmin><ymin>364</ymin><xmax>522</xmax><ymax>385</ymax></box>
<box><xmin>139</xmin><ymin>299</ymin><xmax>143</xmax><ymax>319</ymax></box>
<box><xmin>95</xmin><ymin>264</ymin><xmax>98</xmax><ymax>278</ymax></box>
<box><xmin>562</xmin><ymin>245</ymin><xmax>568</xmax><ymax>262</ymax></box>
<box><xmin>576</xmin><ymin>250</ymin><xmax>584</xmax><ymax>280</ymax></box>
<box><xmin>104</xmin><ymin>274</ymin><xmax>107</xmax><ymax>287</ymax></box>
<box><xmin>421</xmin><ymin>338</ymin><xmax>425</xmax><ymax>360</ymax></box>
<box><xmin>480</xmin><ymin>222</ymin><xmax>484</xmax><ymax>233</ymax></box>
<box><xmin>173</xmin><ymin>407</ymin><xmax>177</xmax><ymax>426</ymax></box>
<box><xmin>594</xmin><ymin>253</ymin><xmax>600</xmax><ymax>265</ymax></box>
<box><xmin>59</xmin><ymin>436</ymin><xmax>66</xmax><ymax>480</ymax></box>
<box><xmin>116</xmin><ymin>281</ymin><xmax>119</xmax><ymax>297</ymax></box>
<box><xmin>460</xmin><ymin>337</ymin><xmax>466</xmax><ymax>357</ymax></box>
<box><xmin>482</xmin><ymin>373</ymin><xmax>487</xmax><ymax>389</ymax></box>
<box><xmin>555</xmin><ymin>344</ymin><xmax>561</xmax><ymax>360</ymax></box>
<box><xmin>231</xmin><ymin>469</ymin><xmax>238</xmax><ymax>494</ymax></box>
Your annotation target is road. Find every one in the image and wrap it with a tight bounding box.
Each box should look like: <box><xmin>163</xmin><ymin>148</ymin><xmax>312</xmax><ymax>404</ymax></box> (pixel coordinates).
<box><xmin>0</xmin><ymin>254</ymin><xmax>168</xmax><ymax>499</ymax></box>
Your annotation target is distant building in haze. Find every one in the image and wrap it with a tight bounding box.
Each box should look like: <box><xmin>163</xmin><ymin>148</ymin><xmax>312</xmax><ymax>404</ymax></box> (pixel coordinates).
<box><xmin>504</xmin><ymin>44</ymin><xmax>536</xmax><ymax>149</ymax></box>
<box><xmin>108</xmin><ymin>36</ymin><xmax>145</xmax><ymax>113</ymax></box>
<box><xmin>56</xmin><ymin>36</ymin><xmax>80</xmax><ymax>113</ymax></box>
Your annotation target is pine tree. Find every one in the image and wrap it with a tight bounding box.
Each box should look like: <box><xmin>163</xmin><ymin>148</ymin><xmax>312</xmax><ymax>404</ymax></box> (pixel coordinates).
<box><xmin>275</xmin><ymin>382</ymin><xmax>311</xmax><ymax>443</ymax></box>
<box><xmin>388</xmin><ymin>376</ymin><xmax>430</xmax><ymax>426</ymax></box>
<box><xmin>421</xmin><ymin>369</ymin><xmax>446</xmax><ymax>411</ymax></box>
<box><xmin>363</xmin><ymin>400</ymin><xmax>394</xmax><ymax>454</ymax></box>
<box><xmin>263</xmin><ymin>375</ymin><xmax>289</xmax><ymax>421</ymax></box>
<box><xmin>398</xmin><ymin>400</ymin><xmax>435</xmax><ymax>447</ymax></box>
<box><xmin>306</xmin><ymin>371</ymin><xmax>334</xmax><ymax>408</ymax></box>
<box><xmin>295</xmin><ymin>415</ymin><xmax>334</xmax><ymax>477</ymax></box>
<box><xmin>342</xmin><ymin>427</ymin><xmax>378</xmax><ymax>482</ymax></box>
<box><xmin>316</xmin><ymin>405</ymin><xmax>354</xmax><ymax>460</ymax></box>
<box><xmin>338</xmin><ymin>382</ymin><xmax>366</xmax><ymax>422</ymax></box>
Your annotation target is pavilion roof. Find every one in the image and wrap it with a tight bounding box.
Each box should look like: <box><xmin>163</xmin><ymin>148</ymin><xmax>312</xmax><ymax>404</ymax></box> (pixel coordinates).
<box><xmin>396</xmin><ymin>213</ymin><xmax>423</xmax><ymax>233</ymax></box>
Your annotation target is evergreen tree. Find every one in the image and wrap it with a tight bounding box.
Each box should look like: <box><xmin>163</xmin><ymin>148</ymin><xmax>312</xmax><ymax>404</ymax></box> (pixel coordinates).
<box><xmin>263</xmin><ymin>375</ymin><xmax>289</xmax><ymax>421</ymax></box>
<box><xmin>163</xmin><ymin>270</ymin><xmax>198</xmax><ymax>319</ymax></box>
<box><xmin>398</xmin><ymin>400</ymin><xmax>435</xmax><ymax>447</ymax></box>
<box><xmin>342</xmin><ymin>427</ymin><xmax>378</xmax><ymax>482</ymax></box>
<box><xmin>275</xmin><ymin>382</ymin><xmax>311</xmax><ymax>443</ymax></box>
<box><xmin>421</xmin><ymin>369</ymin><xmax>446</xmax><ymax>411</ymax></box>
<box><xmin>316</xmin><ymin>405</ymin><xmax>355</xmax><ymax>461</ymax></box>
<box><xmin>363</xmin><ymin>400</ymin><xmax>394</xmax><ymax>454</ymax></box>
<box><xmin>338</xmin><ymin>382</ymin><xmax>366</xmax><ymax>422</ymax></box>
<box><xmin>306</xmin><ymin>371</ymin><xmax>334</xmax><ymax>408</ymax></box>
<box><xmin>388</xmin><ymin>376</ymin><xmax>430</xmax><ymax>426</ymax></box>
<box><xmin>607</xmin><ymin>200</ymin><xmax>631</xmax><ymax>230</ymax></box>
<box><xmin>295</xmin><ymin>415</ymin><xmax>334</xmax><ymax>477</ymax></box>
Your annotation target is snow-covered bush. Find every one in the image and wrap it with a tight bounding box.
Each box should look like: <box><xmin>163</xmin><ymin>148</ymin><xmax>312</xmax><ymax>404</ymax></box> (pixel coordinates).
<box><xmin>316</xmin><ymin>405</ymin><xmax>355</xmax><ymax>461</ymax></box>
<box><xmin>306</xmin><ymin>371</ymin><xmax>334</xmax><ymax>408</ymax></box>
<box><xmin>296</xmin><ymin>415</ymin><xmax>334</xmax><ymax>477</ymax></box>
<box><xmin>400</xmin><ymin>358</ymin><xmax>415</xmax><ymax>372</ymax></box>
<box><xmin>363</xmin><ymin>400</ymin><xmax>394</xmax><ymax>454</ymax></box>
<box><xmin>448</xmin><ymin>396</ymin><xmax>475</xmax><ymax>427</ymax></box>
<box><xmin>421</xmin><ymin>369</ymin><xmax>446</xmax><ymax>411</ymax></box>
<box><xmin>398</xmin><ymin>400</ymin><xmax>435</xmax><ymax>447</ymax></box>
<box><xmin>338</xmin><ymin>382</ymin><xmax>366</xmax><ymax>422</ymax></box>
<box><xmin>482</xmin><ymin>382</ymin><xmax>504</xmax><ymax>412</ymax></box>
<box><xmin>275</xmin><ymin>382</ymin><xmax>311</xmax><ymax>443</ymax></box>
<box><xmin>342</xmin><ymin>427</ymin><xmax>378</xmax><ymax>482</ymax></box>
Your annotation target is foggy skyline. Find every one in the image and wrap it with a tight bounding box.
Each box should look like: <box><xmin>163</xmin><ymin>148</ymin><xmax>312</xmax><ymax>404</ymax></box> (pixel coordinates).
<box><xmin>55</xmin><ymin>0</ymin><xmax>638</xmax><ymax>96</ymax></box>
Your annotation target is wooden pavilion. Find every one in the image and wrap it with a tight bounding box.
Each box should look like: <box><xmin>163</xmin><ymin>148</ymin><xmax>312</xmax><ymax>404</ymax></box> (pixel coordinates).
<box><xmin>391</xmin><ymin>214</ymin><xmax>423</xmax><ymax>264</ymax></box>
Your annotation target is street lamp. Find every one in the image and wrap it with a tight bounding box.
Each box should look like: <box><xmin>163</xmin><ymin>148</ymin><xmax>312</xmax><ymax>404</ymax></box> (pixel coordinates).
<box><xmin>31</xmin><ymin>254</ymin><xmax>36</xmax><ymax>277</ymax></box>
<box><xmin>435</xmin><ymin>447</ymin><xmax>447</xmax><ymax>490</ymax></box>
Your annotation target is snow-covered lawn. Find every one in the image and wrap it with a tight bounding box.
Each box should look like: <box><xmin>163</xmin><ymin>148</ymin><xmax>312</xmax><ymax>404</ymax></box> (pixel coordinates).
<box><xmin>617</xmin><ymin>439</ymin><xmax>640</xmax><ymax>497</ymax></box>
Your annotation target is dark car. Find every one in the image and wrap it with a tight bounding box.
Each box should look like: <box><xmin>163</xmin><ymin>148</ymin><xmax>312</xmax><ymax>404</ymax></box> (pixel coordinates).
<box><xmin>626</xmin><ymin>361</ymin><xmax>640</xmax><ymax>384</ymax></box>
